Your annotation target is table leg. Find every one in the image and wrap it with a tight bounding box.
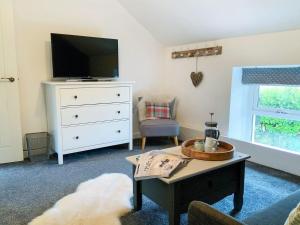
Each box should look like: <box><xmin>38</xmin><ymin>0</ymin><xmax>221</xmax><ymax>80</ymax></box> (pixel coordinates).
<box><xmin>169</xmin><ymin>210</ymin><xmax>180</xmax><ymax>225</ymax></box>
<box><xmin>233</xmin><ymin>161</ymin><xmax>245</xmax><ymax>212</ymax></box>
<box><xmin>168</xmin><ymin>184</ymin><xmax>180</xmax><ymax>225</ymax></box>
<box><xmin>133</xmin><ymin>165</ymin><xmax>142</xmax><ymax>211</ymax></box>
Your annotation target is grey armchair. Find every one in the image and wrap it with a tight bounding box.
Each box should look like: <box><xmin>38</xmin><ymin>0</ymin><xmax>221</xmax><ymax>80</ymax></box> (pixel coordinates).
<box><xmin>188</xmin><ymin>189</ymin><xmax>300</xmax><ymax>225</ymax></box>
<box><xmin>137</xmin><ymin>96</ymin><xmax>180</xmax><ymax>150</ymax></box>
<box><xmin>188</xmin><ymin>201</ymin><xmax>245</xmax><ymax>225</ymax></box>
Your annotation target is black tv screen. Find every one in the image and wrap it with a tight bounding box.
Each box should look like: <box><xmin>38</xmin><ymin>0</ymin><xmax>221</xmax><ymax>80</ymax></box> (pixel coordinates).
<box><xmin>51</xmin><ymin>33</ymin><xmax>118</xmax><ymax>79</ymax></box>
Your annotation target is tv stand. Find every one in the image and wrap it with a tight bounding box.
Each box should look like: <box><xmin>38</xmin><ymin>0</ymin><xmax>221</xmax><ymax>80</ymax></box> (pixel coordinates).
<box><xmin>64</xmin><ymin>78</ymin><xmax>117</xmax><ymax>82</ymax></box>
<box><xmin>81</xmin><ymin>79</ymin><xmax>98</xmax><ymax>82</ymax></box>
<box><xmin>43</xmin><ymin>81</ymin><xmax>134</xmax><ymax>165</ymax></box>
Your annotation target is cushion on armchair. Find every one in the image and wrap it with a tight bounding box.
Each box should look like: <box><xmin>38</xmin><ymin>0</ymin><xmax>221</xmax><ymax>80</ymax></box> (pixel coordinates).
<box><xmin>140</xmin><ymin>119</ymin><xmax>179</xmax><ymax>137</ymax></box>
<box><xmin>145</xmin><ymin>101</ymin><xmax>171</xmax><ymax>119</ymax></box>
<box><xmin>137</xmin><ymin>96</ymin><xmax>177</xmax><ymax>122</ymax></box>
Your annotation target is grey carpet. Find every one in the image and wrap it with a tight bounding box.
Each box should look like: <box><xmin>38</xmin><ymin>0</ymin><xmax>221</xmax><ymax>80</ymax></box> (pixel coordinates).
<box><xmin>0</xmin><ymin>139</ymin><xmax>300</xmax><ymax>225</ymax></box>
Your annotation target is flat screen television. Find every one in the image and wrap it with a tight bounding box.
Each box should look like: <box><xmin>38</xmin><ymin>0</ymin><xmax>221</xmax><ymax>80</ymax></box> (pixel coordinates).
<box><xmin>51</xmin><ymin>33</ymin><xmax>119</xmax><ymax>80</ymax></box>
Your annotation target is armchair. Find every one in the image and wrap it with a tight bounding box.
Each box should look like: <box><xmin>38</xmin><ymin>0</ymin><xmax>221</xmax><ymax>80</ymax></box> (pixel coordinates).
<box><xmin>137</xmin><ymin>96</ymin><xmax>180</xmax><ymax>150</ymax></box>
<box><xmin>188</xmin><ymin>201</ymin><xmax>245</xmax><ymax>225</ymax></box>
<box><xmin>188</xmin><ymin>189</ymin><xmax>300</xmax><ymax>225</ymax></box>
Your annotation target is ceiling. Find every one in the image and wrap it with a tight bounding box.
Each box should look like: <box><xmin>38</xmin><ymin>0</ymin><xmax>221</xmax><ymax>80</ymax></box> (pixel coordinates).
<box><xmin>118</xmin><ymin>0</ymin><xmax>300</xmax><ymax>46</ymax></box>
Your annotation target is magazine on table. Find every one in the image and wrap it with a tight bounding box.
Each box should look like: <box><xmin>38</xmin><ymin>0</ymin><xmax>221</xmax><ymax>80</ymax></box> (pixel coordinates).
<box><xmin>134</xmin><ymin>150</ymin><xmax>190</xmax><ymax>180</ymax></box>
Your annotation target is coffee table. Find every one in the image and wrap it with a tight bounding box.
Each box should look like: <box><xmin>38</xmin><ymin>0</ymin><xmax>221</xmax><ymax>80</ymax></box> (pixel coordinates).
<box><xmin>126</xmin><ymin>146</ymin><xmax>250</xmax><ymax>225</ymax></box>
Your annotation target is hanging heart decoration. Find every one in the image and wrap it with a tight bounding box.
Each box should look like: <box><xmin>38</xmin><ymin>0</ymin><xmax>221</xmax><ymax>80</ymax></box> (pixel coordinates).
<box><xmin>190</xmin><ymin>72</ymin><xmax>203</xmax><ymax>87</ymax></box>
<box><xmin>190</xmin><ymin>53</ymin><xmax>203</xmax><ymax>87</ymax></box>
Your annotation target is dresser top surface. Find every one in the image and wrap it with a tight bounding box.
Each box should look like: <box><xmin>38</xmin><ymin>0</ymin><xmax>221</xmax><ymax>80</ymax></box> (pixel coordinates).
<box><xmin>42</xmin><ymin>80</ymin><xmax>135</xmax><ymax>86</ymax></box>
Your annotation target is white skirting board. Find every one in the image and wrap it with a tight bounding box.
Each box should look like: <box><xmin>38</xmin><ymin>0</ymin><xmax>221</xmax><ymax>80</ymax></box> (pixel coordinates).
<box><xmin>179</xmin><ymin>126</ymin><xmax>300</xmax><ymax>176</ymax></box>
<box><xmin>133</xmin><ymin>131</ymin><xmax>141</xmax><ymax>139</ymax></box>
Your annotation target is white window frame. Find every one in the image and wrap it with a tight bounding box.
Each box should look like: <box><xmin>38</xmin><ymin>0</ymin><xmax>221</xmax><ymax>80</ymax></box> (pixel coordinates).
<box><xmin>250</xmin><ymin>85</ymin><xmax>300</xmax><ymax>144</ymax></box>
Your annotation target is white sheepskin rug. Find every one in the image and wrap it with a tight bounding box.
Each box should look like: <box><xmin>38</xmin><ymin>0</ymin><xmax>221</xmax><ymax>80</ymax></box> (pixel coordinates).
<box><xmin>29</xmin><ymin>173</ymin><xmax>133</xmax><ymax>225</ymax></box>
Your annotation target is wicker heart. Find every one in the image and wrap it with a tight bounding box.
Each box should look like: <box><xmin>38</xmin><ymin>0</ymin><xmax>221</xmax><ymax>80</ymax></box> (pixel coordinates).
<box><xmin>190</xmin><ymin>72</ymin><xmax>203</xmax><ymax>87</ymax></box>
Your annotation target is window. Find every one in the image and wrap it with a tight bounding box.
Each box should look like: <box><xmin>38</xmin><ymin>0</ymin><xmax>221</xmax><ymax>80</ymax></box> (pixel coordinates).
<box><xmin>252</xmin><ymin>85</ymin><xmax>300</xmax><ymax>153</ymax></box>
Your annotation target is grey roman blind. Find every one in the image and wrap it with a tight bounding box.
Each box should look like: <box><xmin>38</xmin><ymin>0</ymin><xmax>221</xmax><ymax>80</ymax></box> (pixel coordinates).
<box><xmin>242</xmin><ymin>67</ymin><xmax>300</xmax><ymax>85</ymax></box>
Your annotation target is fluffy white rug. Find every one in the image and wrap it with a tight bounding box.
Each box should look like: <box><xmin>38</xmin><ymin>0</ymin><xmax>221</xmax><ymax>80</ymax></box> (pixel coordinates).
<box><xmin>29</xmin><ymin>173</ymin><xmax>133</xmax><ymax>225</ymax></box>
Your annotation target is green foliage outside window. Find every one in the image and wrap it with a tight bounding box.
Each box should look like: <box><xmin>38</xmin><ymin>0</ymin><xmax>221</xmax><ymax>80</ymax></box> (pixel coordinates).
<box><xmin>257</xmin><ymin>86</ymin><xmax>300</xmax><ymax>135</ymax></box>
<box><xmin>254</xmin><ymin>116</ymin><xmax>300</xmax><ymax>152</ymax></box>
<box><xmin>257</xmin><ymin>116</ymin><xmax>300</xmax><ymax>135</ymax></box>
<box><xmin>258</xmin><ymin>86</ymin><xmax>300</xmax><ymax>110</ymax></box>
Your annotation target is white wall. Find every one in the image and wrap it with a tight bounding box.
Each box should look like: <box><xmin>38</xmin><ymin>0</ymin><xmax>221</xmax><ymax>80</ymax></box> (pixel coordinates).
<box><xmin>12</xmin><ymin>0</ymin><xmax>164</xmax><ymax>139</ymax></box>
<box><xmin>164</xmin><ymin>30</ymin><xmax>300</xmax><ymax>176</ymax></box>
<box><xmin>11</xmin><ymin>0</ymin><xmax>300</xmax><ymax>175</ymax></box>
<box><xmin>164</xmin><ymin>30</ymin><xmax>300</xmax><ymax>134</ymax></box>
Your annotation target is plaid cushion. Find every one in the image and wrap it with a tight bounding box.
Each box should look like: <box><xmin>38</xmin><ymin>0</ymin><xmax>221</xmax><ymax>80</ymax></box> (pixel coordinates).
<box><xmin>145</xmin><ymin>102</ymin><xmax>171</xmax><ymax>119</ymax></box>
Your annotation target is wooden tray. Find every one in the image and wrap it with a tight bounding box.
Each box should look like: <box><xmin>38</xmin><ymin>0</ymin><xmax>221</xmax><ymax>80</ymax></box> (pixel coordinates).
<box><xmin>181</xmin><ymin>139</ymin><xmax>234</xmax><ymax>161</ymax></box>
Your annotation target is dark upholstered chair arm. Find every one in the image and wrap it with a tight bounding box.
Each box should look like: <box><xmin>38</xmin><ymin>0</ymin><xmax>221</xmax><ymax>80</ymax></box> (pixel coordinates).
<box><xmin>188</xmin><ymin>201</ymin><xmax>246</xmax><ymax>225</ymax></box>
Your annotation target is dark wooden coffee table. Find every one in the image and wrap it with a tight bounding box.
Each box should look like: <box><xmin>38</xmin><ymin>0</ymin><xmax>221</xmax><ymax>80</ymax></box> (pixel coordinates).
<box><xmin>126</xmin><ymin>146</ymin><xmax>250</xmax><ymax>225</ymax></box>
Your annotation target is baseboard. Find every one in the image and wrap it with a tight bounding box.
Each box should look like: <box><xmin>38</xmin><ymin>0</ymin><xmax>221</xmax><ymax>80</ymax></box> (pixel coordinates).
<box><xmin>179</xmin><ymin>126</ymin><xmax>300</xmax><ymax>176</ymax></box>
<box><xmin>23</xmin><ymin>150</ymin><xmax>28</xmax><ymax>159</ymax></box>
<box><xmin>133</xmin><ymin>131</ymin><xmax>141</xmax><ymax>139</ymax></box>
<box><xmin>134</xmin><ymin>130</ymin><xmax>185</xmax><ymax>140</ymax></box>
<box><xmin>22</xmin><ymin>127</ymin><xmax>300</xmax><ymax>176</ymax></box>
<box><xmin>179</xmin><ymin>126</ymin><xmax>204</xmax><ymax>140</ymax></box>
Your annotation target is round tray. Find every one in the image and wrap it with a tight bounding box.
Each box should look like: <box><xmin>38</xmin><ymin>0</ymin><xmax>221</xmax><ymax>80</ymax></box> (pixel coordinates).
<box><xmin>181</xmin><ymin>139</ymin><xmax>234</xmax><ymax>161</ymax></box>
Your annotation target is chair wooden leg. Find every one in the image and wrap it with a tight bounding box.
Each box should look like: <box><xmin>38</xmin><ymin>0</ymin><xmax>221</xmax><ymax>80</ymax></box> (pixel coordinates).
<box><xmin>174</xmin><ymin>136</ymin><xmax>179</xmax><ymax>146</ymax></box>
<box><xmin>141</xmin><ymin>137</ymin><xmax>146</xmax><ymax>150</ymax></box>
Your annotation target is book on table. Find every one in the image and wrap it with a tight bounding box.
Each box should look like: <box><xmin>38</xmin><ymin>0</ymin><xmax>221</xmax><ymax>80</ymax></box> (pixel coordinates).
<box><xmin>134</xmin><ymin>150</ymin><xmax>189</xmax><ymax>180</ymax></box>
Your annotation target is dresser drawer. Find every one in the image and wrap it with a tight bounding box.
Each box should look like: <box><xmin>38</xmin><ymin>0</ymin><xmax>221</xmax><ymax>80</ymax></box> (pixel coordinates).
<box><xmin>60</xmin><ymin>87</ymin><xmax>130</xmax><ymax>106</ymax></box>
<box><xmin>62</xmin><ymin>120</ymin><xmax>129</xmax><ymax>150</ymax></box>
<box><xmin>61</xmin><ymin>103</ymin><xmax>130</xmax><ymax>126</ymax></box>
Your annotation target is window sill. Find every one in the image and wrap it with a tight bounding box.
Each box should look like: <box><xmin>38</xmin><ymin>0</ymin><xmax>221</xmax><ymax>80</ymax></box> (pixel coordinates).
<box><xmin>252</xmin><ymin>141</ymin><xmax>300</xmax><ymax>156</ymax></box>
<box><xmin>224</xmin><ymin>135</ymin><xmax>300</xmax><ymax>156</ymax></box>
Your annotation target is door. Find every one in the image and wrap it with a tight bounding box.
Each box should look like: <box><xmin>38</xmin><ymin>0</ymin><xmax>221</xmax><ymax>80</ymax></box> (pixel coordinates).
<box><xmin>0</xmin><ymin>0</ymin><xmax>23</xmax><ymax>163</ymax></box>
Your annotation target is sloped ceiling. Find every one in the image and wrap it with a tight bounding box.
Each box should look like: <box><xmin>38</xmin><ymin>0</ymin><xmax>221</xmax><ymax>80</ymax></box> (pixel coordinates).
<box><xmin>118</xmin><ymin>0</ymin><xmax>300</xmax><ymax>46</ymax></box>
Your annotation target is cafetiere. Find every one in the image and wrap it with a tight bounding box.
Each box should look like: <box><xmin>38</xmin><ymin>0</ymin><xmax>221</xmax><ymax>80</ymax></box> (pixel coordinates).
<box><xmin>204</xmin><ymin>113</ymin><xmax>220</xmax><ymax>140</ymax></box>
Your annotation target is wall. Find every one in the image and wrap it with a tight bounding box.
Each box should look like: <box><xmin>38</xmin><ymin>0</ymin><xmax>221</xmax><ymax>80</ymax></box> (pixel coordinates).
<box><xmin>164</xmin><ymin>29</ymin><xmax>300</xmax><ymax>134</ymax></box>
<box><xmin>10</xmin><ymin>1</ymin><xmax>300</xmax><ymax>174</ymax></box>
<box><xmin>12</xmin><ymin>0</ymin><xmax>164</xmax><ymax>140</ymax></box>
<box><xmin>164</xmin><ymin>30</ymin><xmax>300</xmax><ymax>176</ymax></box>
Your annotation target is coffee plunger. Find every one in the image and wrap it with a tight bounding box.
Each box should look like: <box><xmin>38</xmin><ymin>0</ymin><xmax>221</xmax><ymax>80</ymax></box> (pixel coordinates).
<box><xmin>204</xmin><ymin>113</ymin><xmax>220</xmax><ymax>140</ymax></box>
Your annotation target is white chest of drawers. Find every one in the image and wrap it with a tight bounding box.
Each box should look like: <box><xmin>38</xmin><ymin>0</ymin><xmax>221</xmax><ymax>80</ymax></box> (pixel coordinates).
<box><xmin>43</xmin><ymin>81</ymin><xmax>134</xmax><ymax>164</ymax></box>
